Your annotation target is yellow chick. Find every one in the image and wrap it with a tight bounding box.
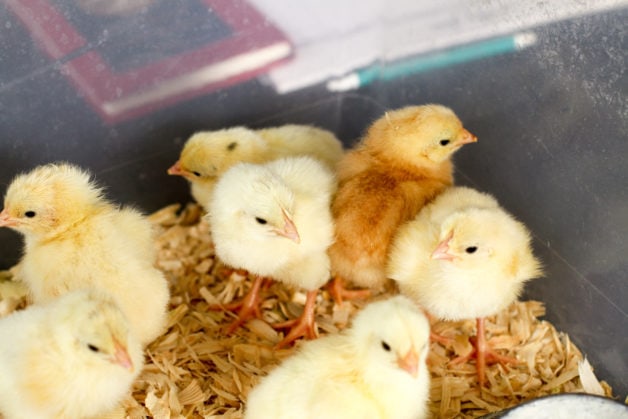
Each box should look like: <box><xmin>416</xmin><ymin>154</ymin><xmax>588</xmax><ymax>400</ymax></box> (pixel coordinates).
<box><xmin>168</xmin><ymin>124</ymin><xmax>344</xmax><ymax>209</ymax></box>
<box><xmin>387</xmin><ymin>186</ymin><xmax>542</xmax><ymax>386</ymax></box>
<box><xmin>0</xmin><ymin>289</ymin><xmax>144</xmax><ymax>419</ymax></box>
<box><xmin>328</xmin><ymin>104</ymin><xmax>477</xmax><ymax>303</ymax></box>
<box><xmin>244</xmin><ymin>295</ymin><xmax>431</xmax><ymax>419</ymax></box>
<box><xmin>208</xmin><ymin>156</ymin><xmax>335</xmax><ymax>348</ymax></box>
<box><xmin>0</xmin><ymin>163</ymin><xmax>170</xmax><ymax>346</ymax></box>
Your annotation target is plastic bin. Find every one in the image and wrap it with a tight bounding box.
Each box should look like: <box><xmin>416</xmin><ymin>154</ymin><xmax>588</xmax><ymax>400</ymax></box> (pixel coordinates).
<box><xmin>0</xmin><ymin>0</ymin><xmax>626</xmax><ymax>400</ymax></box>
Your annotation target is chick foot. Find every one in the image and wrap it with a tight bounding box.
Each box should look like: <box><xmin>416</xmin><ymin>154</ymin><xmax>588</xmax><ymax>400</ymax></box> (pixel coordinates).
<box><xmin>424</xmin><ymin>311</ymin><xmax>455</xmax><ymax>346</ymax></box>
<box><xmin>273</xmin><ymin>290</ymin><xmax>319</xmax><ymax>349</ymax></box>
<box><xmin>209</xmin><ymin>275</ymin><xmax>266</xmax><ymax>334</ymax></box>
<box><xmin>327</xmin><ymin>276</ymin><xmax>371</xmax><ymax>306</ymax></box>
<box><xmin>450</xmin><ymin>317</ymin><xmax>520</xmax><ymax>387</ymax></box>
<box><xmin>430</xmin><ymin>331</ymin><xmax>455</xmax><ymax>346</ymax></box>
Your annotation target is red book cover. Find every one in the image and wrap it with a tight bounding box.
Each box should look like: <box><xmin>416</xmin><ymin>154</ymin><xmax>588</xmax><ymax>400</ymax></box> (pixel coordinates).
<box><xmin>6</xmin><ymin>0</ymin><xmax>293</xmax><ymax>123</ymax></box>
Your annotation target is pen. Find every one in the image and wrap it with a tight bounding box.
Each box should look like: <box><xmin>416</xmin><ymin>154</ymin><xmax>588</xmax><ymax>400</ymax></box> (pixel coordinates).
<box><xmin>327</xmin><ymin>32</ymin><xmax>537</xmax><ymax>92</ymax></box>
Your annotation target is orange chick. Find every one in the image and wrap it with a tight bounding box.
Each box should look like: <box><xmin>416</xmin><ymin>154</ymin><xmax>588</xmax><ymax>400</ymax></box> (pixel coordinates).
<box><xmin>387</xmin><ymin>186</ymin><xmax>543</xmax><ymax>386</ymax></box>
<box><xmin>168</xmin><ymin>124</ymin><xmax>344</xmax><ymax>210</ymax></box>
<box><xmin>328</xmin><ymin>104</ymin><xmax>476</xmax><ymax>303</ymax></box>
<box><xmin>0</xmin><ymin>163</ymin><xmax>170</xmax><ymax>346</ymax></box>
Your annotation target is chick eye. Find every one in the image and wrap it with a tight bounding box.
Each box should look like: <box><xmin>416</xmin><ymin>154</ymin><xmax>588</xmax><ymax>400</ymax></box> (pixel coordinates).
<box><xmin>192</xmin><ymin>171</ymin><xmax>201</xmax><ymax>177</ymax></box>
<box><xmin>24</xmin><ymin>211</ymin><xmax>36</xmax><ymax>218</ymax></box>
<box><xmin>381</xmin><ymin>341</ymin><xmax>391</xmax><ymax>351</ymax></box>
<box><xmin>87</xmin><ymin>344</ymin><xmax>100</xmax><ymax>353</ymax></box>
<box><xmin>255</xmin><ymin>217</ymin><xmax>268</xmax><ymax>225</ymax></box>
<box><xmin>465</xmin><ymin>246</ymin><xmax>478</xmax><ymax>254</ymax></box>
<box><xmin>227</xmin><ymin>142</ymin><xmax>238</xmax><ymax>151</ymax></box>
<box><xmin>439</xmin><ymin>139</ymin><xmax>451</xmax><ymax>146</ymax></box>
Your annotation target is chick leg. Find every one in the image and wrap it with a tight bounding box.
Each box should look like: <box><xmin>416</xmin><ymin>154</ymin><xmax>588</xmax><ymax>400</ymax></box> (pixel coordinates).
<box><xmin>327</xmin><ymin>276</ymin><xmax>371</xmax><ymax>306</ymax></box>
<box><xmin>450</xmin><ymin>317</ymin><xmax>520</xmax><ymax>387</ymax></box>
<box><xmin>273</xmin><ymin>290</ymin><xmax>319</xmax><ymax>349</ymax></box>
<box><xmin>475</xmin><ymin>317</ymin><xmax>520</xmax><ymax>386</ymax></box>
<box><xmin>208</xmin><ymin>275</ymin><xmax>266</xmax><ymax>334</ymax></box>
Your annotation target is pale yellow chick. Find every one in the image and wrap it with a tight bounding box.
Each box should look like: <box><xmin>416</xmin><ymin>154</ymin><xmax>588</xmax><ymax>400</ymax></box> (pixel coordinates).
<box><xmin>387</xmin><ymin>186</ymin><xmax>542</xmax><ymax>386</ymax></box>
<box><xmin>244</xmin><ymin>295</ymin><xmax>431</xmax><ymax>419</ymax></box>
<box><xmin>208</xmin><ymin>156</ymin><xmax>336</xmax><ymax>348</ymax></box>
<box><xmin>168</xmin><ymin>124</ymin><xmax>344</xmax><ymax>209</ymax></box>
<box><xmin>0</xmin><ymin>289</ymin><xmax>144</xmax><ymax>419</ymax></box>
<box><xmin>0</xmin><ymin>163</ymin><xmax>170</xmax><ymax>346</ymax></box>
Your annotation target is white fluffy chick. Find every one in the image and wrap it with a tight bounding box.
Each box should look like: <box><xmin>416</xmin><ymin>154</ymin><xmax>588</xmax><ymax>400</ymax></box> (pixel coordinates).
<box><xmin>0</xmin><ymin>163</ymin><xmax>170</xmax><ymax>346</ymax></box>
<box><xmin>244</xmin><ymin>295</ymin><xmax>431</xmax><ymax>419</ymax></box>
<box><xmin>208</xmin><ymin>156</ymin><xmax>335</xmax><ymax>348</ymax></box>
<box><xmin>168</xmin><ymin>125</ymin><xmax>344</xmax><ymax>210</ymax></box>
<box><xmin>388</xmin><ymin>186</ymin><xmax>542</xmax><ymax>386</ymax></box>
<box><xmin>0</xmin><ymin>289</ymin><xmax>144</xmax><ymax>419</ymax></box>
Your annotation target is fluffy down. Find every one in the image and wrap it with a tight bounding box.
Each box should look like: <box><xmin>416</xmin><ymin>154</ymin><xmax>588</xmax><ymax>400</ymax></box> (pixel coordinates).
<box><xmin>329</xmin><ymin>104</ymin><xmax>477</xmax><ymax>291</ymax></box>
<box><xmin>0</xmin><ymin>289</ymin><xmax>144</xmax><ymax>419</ymax></box>
<box><xmin>168</xmin><ymin>124</ymin><xmax>344</xmax><ymax>210</ymax></box>
<box><xmin>244</xmin><ymin>295</ymin><xmax>431</xmax><ymax>419</ymax></box>
<box><xmin>388</xmin><ymin>186</ymin><xmax>543</xmax><ymax>320</ymax></box>
<box><xmin>208</xmin><ymin>156</ymin><xmax>336</xmax><ymax>291</ymax></box>
<box><xmin>0</xmin><ymin>163</ymin><xmax>170</xmax><ymax>346</ymax></box>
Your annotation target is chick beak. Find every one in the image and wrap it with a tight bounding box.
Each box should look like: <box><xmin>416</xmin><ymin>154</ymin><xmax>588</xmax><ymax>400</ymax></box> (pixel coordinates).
<box><xmin>397</xmin><ymin>348</ymin><xmax>420</xmax><ymax>378</ymax></box>
<box><xmin>112</xmin><ymin>338</ymin><xmax>134</xmax><ymax>372</ymax></box>
<box><xmin>432</xmin><ymin>231</ymin><xmax>455</xmax><ymax>261</ymax></box>
<box><xmin>276</xmin><ymin>210</ymin><xmax>300</xmax><ymax>243</ymax></box>
<box><xmin>456</xmin><ymin>128</ymin><xmax>478</xmax><ymax>145</ymax></box>
<box><xmin>167</xmin><ymin>161</ymin><xmax>189</xmax><ymax>178</ymax></box>
<box><xmin>0</xmin><ymin>209</ymin><xmax>17</xmax><ymax>227</ymax></box>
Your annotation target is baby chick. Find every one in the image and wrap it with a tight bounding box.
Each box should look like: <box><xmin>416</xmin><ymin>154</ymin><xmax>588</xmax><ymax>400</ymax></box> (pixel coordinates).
<box><xmin>0</xmin><ymin>289</ymin><xmax>144</xmax><ymax>419</ymax></box>
<box><xmin>328</xmin><ymin>104</ymin><xmax>477</xmax><ymax>303</ymax></box>
<box><xmin>0</xmin><ymin>163</ymin><xmax>170</xmax><ymax>346</ymax></box>
<box><xmin>387</xmin><ymin>186</ymin><xmax>542</xmax><ymax>386</ymax></box>
<box><xmin>244</xmin><ymin>295</ymin><xmax>431</xmax><ymax>419</ymax></box>
<box><xmin>208</xmin><ymin>156</ymin><xmax>335</xmax><ymax>348</ymax></box>
<box><xmin>168</xmin><ymin>124</ymin><xmax>344</xmax><ymax>210</ymax></box>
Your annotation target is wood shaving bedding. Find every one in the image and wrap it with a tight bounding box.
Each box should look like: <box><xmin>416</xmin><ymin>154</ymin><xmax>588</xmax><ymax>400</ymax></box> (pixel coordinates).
<box><xmin>0</xmin><ymin>202</ymin><xmax>615</xmax><ymax>418</ymax></box>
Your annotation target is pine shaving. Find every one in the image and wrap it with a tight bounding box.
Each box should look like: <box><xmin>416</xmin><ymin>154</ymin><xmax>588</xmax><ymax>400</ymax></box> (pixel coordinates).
<box><xmin>0</xmin><ymin>202</ymin><xmax>617</xmax><ymax>418</ymax></box>
<box><xmin>578</xmin><ymin>357</ymin><xmax>606</xmax><ymax>396</ymax></box>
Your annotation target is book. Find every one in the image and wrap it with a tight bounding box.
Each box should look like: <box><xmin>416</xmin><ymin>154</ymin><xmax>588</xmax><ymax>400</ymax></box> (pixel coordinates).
<box><xmin>6</xmin><ymin>0</ymin><xmax>293</xmax><ymax>123</ymax></box>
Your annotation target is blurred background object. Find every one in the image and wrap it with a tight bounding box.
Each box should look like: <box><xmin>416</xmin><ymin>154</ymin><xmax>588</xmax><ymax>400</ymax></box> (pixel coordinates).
<box><xmin>4</xmin><ymin>0</ymin><xmax>292</xmax><ymax>122</ymax></box>
<box><xmin>74</xmin><ymin>0</ymin><xmax>157</xmax><ymax>16</ymax></box>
